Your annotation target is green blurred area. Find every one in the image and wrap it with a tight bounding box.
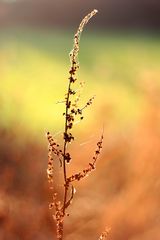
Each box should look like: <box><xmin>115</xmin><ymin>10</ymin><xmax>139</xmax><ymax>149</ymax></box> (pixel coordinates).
<box><xmin>0</xmin><ymin>29</ymin><xmax>160</xmax><ymax>139</ymax></box>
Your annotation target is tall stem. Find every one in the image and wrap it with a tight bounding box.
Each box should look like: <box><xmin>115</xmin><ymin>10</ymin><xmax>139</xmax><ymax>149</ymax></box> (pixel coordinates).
<box><xmin>63</xmin><ymin>76</ymin><xmax>72</xmax><ymax>214</ymax></box>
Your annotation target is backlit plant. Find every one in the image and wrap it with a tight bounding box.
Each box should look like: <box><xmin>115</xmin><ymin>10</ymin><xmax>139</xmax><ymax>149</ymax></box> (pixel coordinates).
<box><xmin>46</xmin><ymin>9</ymin><xmax>109</xmax><ymax>240</ymax></box>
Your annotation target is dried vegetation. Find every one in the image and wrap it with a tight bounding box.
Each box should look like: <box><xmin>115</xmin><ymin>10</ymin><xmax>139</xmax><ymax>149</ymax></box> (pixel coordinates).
<box><xmin>46</xmin><ymin>9</ymin><xmax>108</xmax><ymax>240</ymax></box>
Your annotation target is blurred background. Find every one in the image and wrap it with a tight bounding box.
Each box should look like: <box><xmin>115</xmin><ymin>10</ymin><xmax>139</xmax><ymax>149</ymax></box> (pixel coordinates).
<box><xmin>0</xmin><ymin>0</ymin><xmax>160</xmax><ymax>239</ymax></box>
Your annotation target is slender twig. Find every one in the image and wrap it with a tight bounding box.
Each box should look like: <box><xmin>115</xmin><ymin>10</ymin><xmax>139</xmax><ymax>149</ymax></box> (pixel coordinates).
<box><xmin>62</xmin><ymin>9</ymin><xmax>98</xmax><ymax>216</ymax></box>
<box><xmin>46</xmin><ymin>10</ymin><xmax>109</xmax><ymax>240</ymax></box>
<box><xmin>62</xmin><ymin>79</ymin><xmax>71</xmax><ymax>214</ymax></box>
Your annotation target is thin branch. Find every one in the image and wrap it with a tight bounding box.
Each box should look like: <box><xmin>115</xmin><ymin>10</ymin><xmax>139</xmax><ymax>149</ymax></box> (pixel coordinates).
<box><xmin>47</xmin><ymin>10</ymin><xmax>101</xmax><ymax>240</ymax></box>
<box><xmin>62</xmin><ymin>9</ymin><xmax>98</xmax><ymax>216</ymax></box>
<box><xmin>66</xmin><ymin>133</ymin><xmax>103</xmax><ymax>184</ymax></box>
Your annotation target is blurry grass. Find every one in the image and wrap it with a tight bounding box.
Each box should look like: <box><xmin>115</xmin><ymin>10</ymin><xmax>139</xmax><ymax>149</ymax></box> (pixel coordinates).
<box><xmin>0</xmin><ymin>29</ymin><xmax>160</xmax><ymax>139</ymax></box>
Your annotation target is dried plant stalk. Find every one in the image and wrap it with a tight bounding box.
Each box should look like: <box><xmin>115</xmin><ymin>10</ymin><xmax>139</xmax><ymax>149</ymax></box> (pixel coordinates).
<box><xmin>69</xmin><ymin>9</ymin><xmax>98</xmax><ymax>69</ymax></box>
<box><xmin>62</xmin><ymin>9</ymin><xmax>99</xmax><ymax>222</ymax></box>
<box><xmin>46</xmin><ymin>9</ymin><xmax>108</xmax><ymax>240</ymax></box>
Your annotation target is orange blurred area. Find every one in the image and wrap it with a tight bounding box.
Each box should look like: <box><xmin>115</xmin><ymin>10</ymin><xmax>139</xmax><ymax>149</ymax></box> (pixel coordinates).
<box><xmin>0</xmin><ymin>1</ymin><xmax>160</xmax><ymax>240</ymax></box>
<box><xmin>1</xmin><ymin>75</ymin><xmax>160</xmax><ymax>239</ymax></box>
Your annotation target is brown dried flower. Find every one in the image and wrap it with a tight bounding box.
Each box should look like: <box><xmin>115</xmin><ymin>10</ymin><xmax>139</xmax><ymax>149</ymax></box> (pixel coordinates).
<box><xmin>46</xmin><ymin>9</ymin><xmax>107</xmax><ymax>240</ymax></box>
